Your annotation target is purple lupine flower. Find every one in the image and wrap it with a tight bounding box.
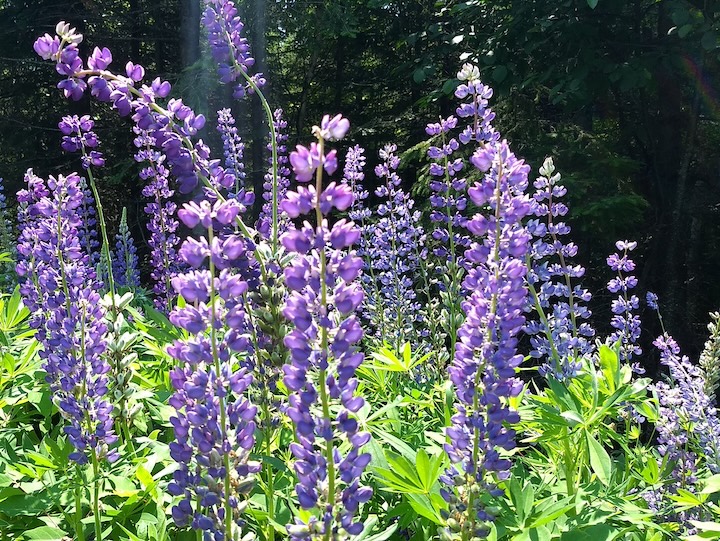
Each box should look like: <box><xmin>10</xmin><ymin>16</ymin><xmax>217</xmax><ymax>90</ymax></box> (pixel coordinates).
<box><xmin>167</xmin><ymin>194</ymin><xmax>260</xmax><ymax>539</ymax></box>
<box><xmin>36</xmin><ymin>24</ymin><xmax>213</xmax><ymax>195</ymax></box>
<box><xmin>441</xmin><ymin>139</ymin><xmax>531</xmax><ymax>539</ymax></box>
<box><xmin>454</xmin><ymin>63</ymin><xmax>499</xmax><ymax>145</ymax></box>
<box><xmin>607</xmin><ymin>240</ymin><xmax>642</xmax><ymax>364</ymax></box>
<box><xmin>16</xmin><ymin>169</ymin><xmax>50</xmax><ymax>317</ymax></box>
<box><xmin>258</xmin><ymin>108</ymin><xmax>291</xmax><ymax>239</ymax></box>
<box><xmin>644</xmin><ymin>332</ymin><xmax>720</xmax><ymax>527</ymax></box>
<box><xmin>16</xmin><ymin>171</ymin><xmax>117</xmax><ymax>465</ymax></box>
<box><xmin>361</xmin><ymin>144</ymin><xmax>425</xmax><ymax>349</ymax></box>
<box><xmin>76</xmin><ymin>177</ymin><xmax>101</xmax><ymax>267</ymax></box>
<box><xmin>425</xmin><ymin>115</ymin><xmax>469</xmax><ymax>263</ymax></box>
<box><xmin>216</xmin><ymin>108</ymin><xmax>246</xmax><ymax>193</ymax></box>
<box><xmin>58</xmin><ymin>114</ymin><xmax>105</xmax><ymax>169</ymax></box>
<box><xmin>112</xmin><ymin>208</ymin><xmax>140</xmax><ymax>288</ymax></box>
<box><xmin>524</xmin><ymin>157</ymin><xmax>595</xmax><ymax>380</ymax></box>
<box><xmin>343</xmin><ymin>145</ymin><xmax>369</xmax><ymax>225</ymax></box>
<box><xmin>203</xmin><ymin>0</ymin><xmax>265</xmax><ymax>99</ymax></box>
<box><xmin>136</xmin><ymin>128</ymin><xmax>183</xmax><ymax>311</ymax></box>
<box><xmin>281</xmin><ymin>116</ymin><xmax>372</xmax><ymax>539</ymax></box>
<box><xmin>425</xmin><ymin>64</ymin><xmax>499</xmax><ymax>267</ymax></box>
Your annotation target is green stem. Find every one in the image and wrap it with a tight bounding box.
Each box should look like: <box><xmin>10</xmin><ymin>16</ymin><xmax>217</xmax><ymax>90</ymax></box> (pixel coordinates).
<box><xmin>75</xmin><ymin>466</ymin><xmax>86</xmax><ymax>541</ymax></box>
<box><xmin>91</xmin><ymin>452</ymin><xmax>102</xmax><ymax>541</ymax></box>
<box><xmin>468</xmin><ymin>159</ymin><xmax>504</xmax><ymax>536</ymax></box>
<box><xmin>439</xmin><ymin>131</ymin><xmax>459</xmax><ymax>352</ymax></box>
<box><xmin>207</xmin><ymin>225</ymin><xmax>234</xmax><ymax>538</ymax></box>
<box><xmin>562</xmin><ymin>433</ymin><xmax>576</xmax><ymax>499</ymax></box>
<box><xmin>81</xmin><ymin>160</ymin><xmax>117</xmax><ymax>314</ymax></box>
<box><xmin>526</xmin><ymin>267</ymin><xmax>561</xmax><ymax>366</ymax></box>
<box><xmin>263</xmin><ymin>400</ymin><xmax>276</xmax><ymax>541</ymax></box>
<box><xmin>314</xmin><ymin>138</ymin><xmax>336</xmax><ymax>541</ymax></box>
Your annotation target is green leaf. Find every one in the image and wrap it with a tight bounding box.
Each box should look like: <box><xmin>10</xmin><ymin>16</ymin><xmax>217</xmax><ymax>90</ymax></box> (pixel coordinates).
<box><xmin>586</xmin><ymin>432</ymin><xmax>612</xmax><ymax>485</ymax></box>
<box><xmin>599</xmin><ymin>344</ymin><xmax>619</xmax><ymax>392</ymax></box>
<box><xmin>587</xmin><ymin>0</ymin><xmax>599</xmax><ymax>9</ymax></box>
<box><xmin>689</xmin><ymin>521</ymin><xmax>720</xmax><ymax>534</ymax></box>
<box><xmin>701</xmin><ymin>474</ymin><xmax>720</xmax><ymax>494</ymax></box>
<box><xmin>527</xmin><ymin>496</ymin><xmax>576</xmax><ymax>528</ymax></box>
<box><xmin>136</xmin><ymin>464</ymin><xmax>155</xmax><ymax>491</ymax></box>
<box><xmin>372</xmin><ymin>428</ymin><xmax>417</xmax><ymax>461</ymax></box>
<box><xmin>678</xmin><ymin>24</ymin><xmax>694</xmax><ymax>38</ymax></box>
<box><xmin>353</xmin><ymin>516</ymin><xmax>399</xmax><ymax>541</ymax></box>
<box><xmin>23</xmin><ymin>526</ymin><xmax>68</xmax><ymax>540</ymax></box>
<box><xmin>492</xmin><ymin>65</ymin><xmax>508</xmax><ymax>83</ymax></box>
<box><xmin>528</xmin><ymin>526</ymin><xmax>551</xmax><ymax>541</ymax></box>
<box><xmin>416</xmin><ymin>450</ymin><xmax>430</xmax><ymax>488</ymax></box>
<box><xmin>670</xmin><ymin>488</ymin><xmax>707</xmax><ymax>510</ymax></box>
<box><xmin>702</xmin><ymin>31</ymin><xmax>717</xmax><ymax>51</ymax></box>
<box><xmin>560</xmin><ymin>524</ymin><xmax>615</xmax><ymax>541</ymax></box>
<box><xmin>407</xmin><ymin>493</ymin><xmax>443</xmax><ymax>524</ymax></box>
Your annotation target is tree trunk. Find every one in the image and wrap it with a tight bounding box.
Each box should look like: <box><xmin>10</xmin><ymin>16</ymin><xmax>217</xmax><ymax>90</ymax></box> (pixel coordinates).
<box><xmin>180</xmin><ymin>0</ymin><xmax>201</xmax><ymax>68</ymax></box>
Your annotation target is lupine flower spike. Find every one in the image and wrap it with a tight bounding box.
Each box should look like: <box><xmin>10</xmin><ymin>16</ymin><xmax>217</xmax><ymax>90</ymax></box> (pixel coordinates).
<box><xmin>167</xmin><ymin>194</ymin><xmax>260</xmax><ymax>539</ymax></box>
<box><xmin>281</xmin><ymin>115</ymin><xmax>372</xmax><ymax>539</ymax></box>
<box><xmin>362</xmin><ymin>144</ymin><xmax>425</xmax><ymax>350</ymax></box>
<box><xmin>16</xmin><ymin>171</ymin><xmax>117</xmax><ymax>465</ymax></box>
<box><xmin>525</xmin><ymin>158</ymin><xmax>595</xmax><ymax>380</ymax></box>
<box><xmin>607</xmin><ymin>240</ymin><xmax>642</xmax><ymax>368</ymax></box>
<box><xmin>113</xmin><ymin>207</ymin><xmax>140</xmax><ymax>289</ymax></box>
<box><xmin>441</xmin><ymin>140</ymin><xmax>531</xmax><ymax>540</ymax></box>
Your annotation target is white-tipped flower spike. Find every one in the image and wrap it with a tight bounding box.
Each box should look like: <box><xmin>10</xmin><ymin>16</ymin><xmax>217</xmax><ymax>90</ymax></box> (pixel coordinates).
<box><xmin>457</xmin><ymin>63</ymin><xmax>480</xmax><ymax>82</ymax></box>
<box><xmin>55</xmin><ymin>21</ymin><xmax>83</xmax><ymax>43</ymax></box>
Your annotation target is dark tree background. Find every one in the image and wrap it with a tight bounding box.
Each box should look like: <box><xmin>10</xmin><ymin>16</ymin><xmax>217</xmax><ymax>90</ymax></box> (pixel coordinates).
<box><xmin>1</xmin><ymin>0</ymin><xmax>719</xmax><ymax>367</ymax></box>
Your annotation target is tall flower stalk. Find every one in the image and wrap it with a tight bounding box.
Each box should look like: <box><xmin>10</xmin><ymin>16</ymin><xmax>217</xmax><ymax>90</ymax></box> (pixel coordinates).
<box><xmin>58</xmin><ymin>114</ymin><xmax>117</xmax><ymax>304</ymax></box>
<box><xmin>167</xmin><ymin>197</ymin><xmax>260</xmax><ymax>540</ymax></box>
<box><xmin>281</xmin><ymin>115</ymin><xmax>372</xmax><ymax>540</ymax></box>
<box><xmin>113</xmin><ymin>207</ymin><xmax>140</xmax><ymax>289</ymax></box>
<box><xmin>258</xmin><ymin>108</ymin><xmax>291</xmax><ymax>240</ymax></box>
<box><xmin>136</xmin><ymin>128</ymin><xmax>182</xmax><ymax>311</ymax></box>
<box><xmin>441</xmin><ymin>140</ymin><xmax>531</xmax><ymax>540</ymax></box>
<box><xmin>16</xmin><ymin>171</ymin><xmax>116</xmax><ymax>541</ymax></box>
<box><xmin>363</xmin><ymin>144</ymin><xmax>425</xmax><ymax>350</ymax></box>
<box><xmin>607</xmin><ymin>240</ymin><xmax>642</xmax><ymax>367</ymax></box>
<box><xmin>525</xmin><ymin>157</ymin><xmax>595</xmax><ymax>380</ymax></box>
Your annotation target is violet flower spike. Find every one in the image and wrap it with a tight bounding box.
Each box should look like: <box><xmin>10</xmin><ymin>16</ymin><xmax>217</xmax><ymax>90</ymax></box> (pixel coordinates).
<box><xmin>441</xmin><ymin>139</ymin><xmax>531</xmax><ymax>539</ymax></box>
<box><xmin>281</xmin><ymin>116</ymin><xmax>372</xmax><ymax>540</ymax></box>
<box><xmin>524</xmin><ymin>157</ymin><xmax>595</xmax><ymax>380</ymax></box>
<box><xmin>168</xmin><ymin>197</ymin><xmax>260</xmax><ymax>539</ymax></box>
<box><xmin>606</xmin><ymin>240</ymin><xmax>642</xmax><ymax>365</ymax></box>
<box><xmin>16</xmin><ymin>171</ymin><xmax>117</xmax><ymax>465</ymax></box>
<box><xmin>112</xmin><ymin>207</ymin><xmax>140</xmax><ymax>289</ymax></box>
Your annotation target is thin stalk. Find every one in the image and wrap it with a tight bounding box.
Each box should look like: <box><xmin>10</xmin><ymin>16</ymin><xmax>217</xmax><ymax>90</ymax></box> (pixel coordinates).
<box><xmin>83</xmin><ymin>160</ymin><xmax>138</xmax><ymax>453</ymax></box>
<box><xmin>467</xmin><ymin>159</ymin><xmax>504</xmax><ymax>537</ymax></box>
<box><xmin>314</xmin><ymin>138</ymin><xmax>336</xmax><ymax>541</ymax></box>
<box><xmin>562</xmin><ymin>432</ymin><xmax>576</xmax><ymax>499</ymax></box>
<box><xmin>386</xmin><ymin>178</ymin><xmax>403</xmax><ymax>352</ymax></box>
<box><xmin>90</xmin><ymin>452</ymin><xmax>102</xmax><ymax>540</ymax></box>
<box><xmin>207</xmin><ymin>224</ymin><xmax>234</xmax><ymax>538</ymax></box>
<box><xmin>263</xmin><ymin>400</ymin><xmax>276</xmax><ymax>541</ymax></box>
<box><xmin>440</xmin><ymin>131</ymin><xmax>459</xmax><ymax>352</ymax></box>
<box><xmin>526</xmin><ymin>263</ymin><xmax>561</xmax><ymax>365</ymax></box>
<box><xmin>74</xmin><ymin>466</ymin><xmax>86</xmax><ymax>541</ymax></box>
<box><xmin>243</xmin><ymin>294</ymin><xmax>275</xmax><ymax>541</ymax></box>
<box><xmin>81</xmin><ymin>163</ymin><xmax>117</xmax><ymax>314</ymax></box>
